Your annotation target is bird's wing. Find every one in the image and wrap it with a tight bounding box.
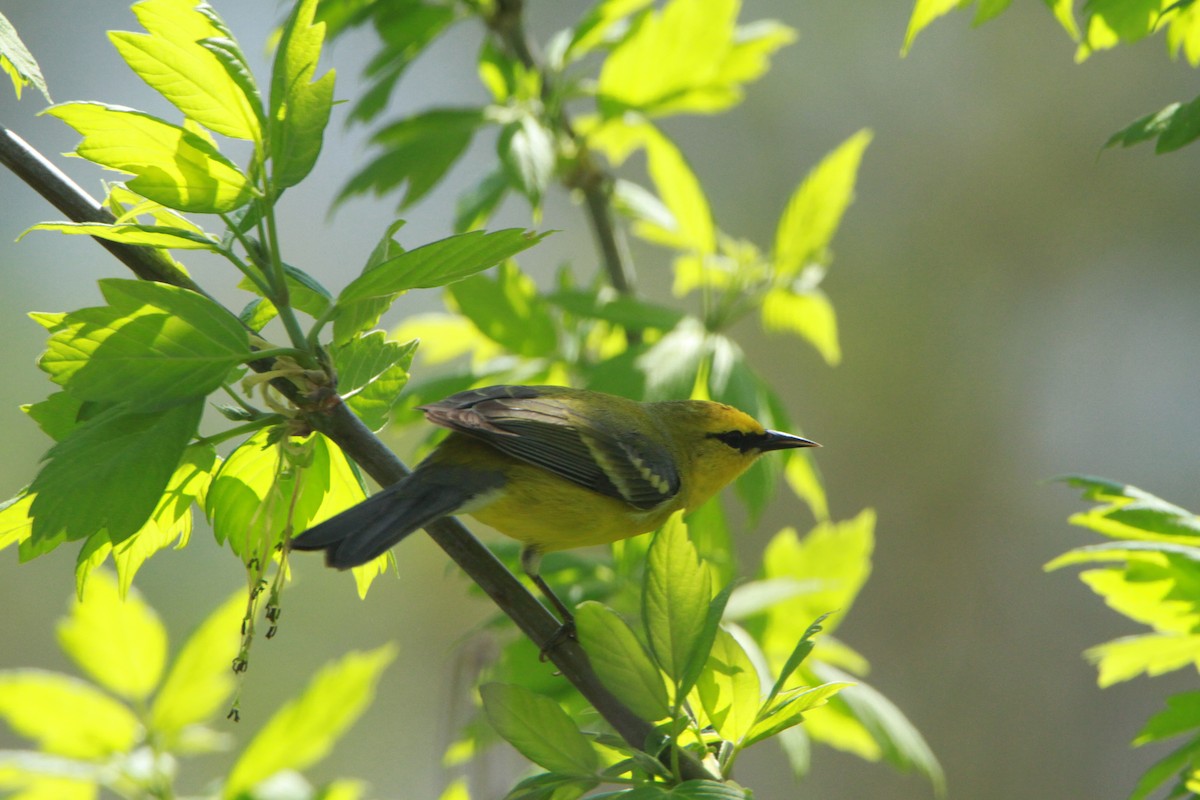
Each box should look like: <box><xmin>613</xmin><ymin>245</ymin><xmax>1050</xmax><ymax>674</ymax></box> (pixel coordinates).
<box><xmin>419</xmin><ymin>385</ymin><xmax>680</xmax><ymax>510</ymax></box>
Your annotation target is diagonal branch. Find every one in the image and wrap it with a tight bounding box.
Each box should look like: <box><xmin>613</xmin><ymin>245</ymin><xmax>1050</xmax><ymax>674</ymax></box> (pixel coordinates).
<box><xmin>0</xmin><ymin>120</ymin><xmax>714</xmax><ymax>782</ymax></box>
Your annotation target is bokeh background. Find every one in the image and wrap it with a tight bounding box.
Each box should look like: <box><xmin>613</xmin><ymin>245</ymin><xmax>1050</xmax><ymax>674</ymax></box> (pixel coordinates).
<box><xmin>3</xmin><ymin>2</ymin><xmax>1200</xmax><ymax>798</ymax></box>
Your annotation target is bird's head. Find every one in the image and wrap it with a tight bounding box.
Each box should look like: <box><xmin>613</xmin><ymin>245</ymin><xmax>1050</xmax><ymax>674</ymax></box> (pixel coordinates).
<box><xmin>652</xmin><ymin>400</ymin><xmax>819</xmax><ymax>509</ymax></box>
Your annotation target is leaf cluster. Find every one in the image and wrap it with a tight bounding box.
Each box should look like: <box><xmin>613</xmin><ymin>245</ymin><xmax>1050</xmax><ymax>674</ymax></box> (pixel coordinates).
<box><xmin>1051</xmin><ymin>476</ymin><xmax>1200</xmax><ymax>799</ymax></box>
<box><xmin>0</xmin><ymin>570</ymin><xmax>393</xmax><ymax>800</ymax></box>
<box><xmin>903</xmin><ymin>0</ymin><xmax>1200</xmax><ymax>154</ymax></box>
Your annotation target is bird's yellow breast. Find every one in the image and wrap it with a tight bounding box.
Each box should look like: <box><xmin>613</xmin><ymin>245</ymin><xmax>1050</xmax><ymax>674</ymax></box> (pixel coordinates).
<box><xmin>468</xmin><ymin>461</ymin><xmax>680</xmax><ymax>552</ymax></box>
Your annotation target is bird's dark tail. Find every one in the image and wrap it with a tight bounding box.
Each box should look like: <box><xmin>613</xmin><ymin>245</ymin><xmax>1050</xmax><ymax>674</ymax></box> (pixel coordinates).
<box><xmin>290</xmin><ymin>465</ymin><xmax>504</xmax><ymax>569</ymax></box>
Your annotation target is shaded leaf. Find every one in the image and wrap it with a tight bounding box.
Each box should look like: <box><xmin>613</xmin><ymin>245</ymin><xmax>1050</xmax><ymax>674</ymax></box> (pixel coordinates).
<box><xmin>575</xmin><ymin>601</ymin><xmax>670</xmax><ymax>721</ymax></box>
<box><xmin>643</xmin><ymin>513</ymin><xmax>710</xmax><ymax>689</ymax></box>
<box><xmin>271</xmin><ymin>0</ymin><xmax>335</xmax><ymax>189</ymax></box>
<box><xmin>696</xmin><ymin>627</ymin><xmax>760</xmax><ymax>743</ymax></box>
<box><xmin>480</xmin><ymin>683</ymin><xmax>598</xmax><ymax>776</ymax></box>
<box><xmin>29</xmin><ymin>398</ymin><xmax>203</xmax><ymax>549</ymax></box>
<box><xmin>447</xmin><ymin>261</ymin><xmax>558</xmax><ymax>358</ymax></box>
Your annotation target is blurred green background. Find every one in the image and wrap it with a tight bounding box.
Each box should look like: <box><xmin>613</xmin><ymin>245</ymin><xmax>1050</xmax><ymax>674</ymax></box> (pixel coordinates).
<box><xmin>3</xmin><ymin>2</ymin><xmax>1200</xmax><ymax>798</ymax></box>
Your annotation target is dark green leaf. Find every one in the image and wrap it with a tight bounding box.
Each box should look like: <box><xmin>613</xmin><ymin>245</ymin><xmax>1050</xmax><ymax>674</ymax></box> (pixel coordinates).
<box><xmin>1104</xmin><ymin>96</ymin><xmax>1200</xmax><ymax>154</ymax></box>
<box><xmin>1129</xmin><ymin>733</ymin><xmax>1200</xmax><ymax>800</ymax></box>
<box><xmin>680</xmin><ymin>580</ymin><xmax>735</xmax><ymax>700</ymax></box>
<box><xmin>29</xmin><ymin>398</ymin><xmax>204</xmax><ymax>549</ymax></box>
<box><xmin>21</xmin><ymin>391</ymin><xmax>84</xmax><ymax>442</ymax></box>
<box><xmin>336</xmin><ymin>108</ymin><xmax>485</xmax><ymax>209</ymax></box>
<box><xmin>270</xmin><ymin>0</ymin><xmax>335</xmax><ymax>190</ymax></box>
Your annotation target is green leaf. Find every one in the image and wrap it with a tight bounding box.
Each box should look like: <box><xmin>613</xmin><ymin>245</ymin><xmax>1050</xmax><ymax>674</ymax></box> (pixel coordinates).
<box><xmin>0</xmin><ymin>492</ymin><xmax>33</xmax><ymax>553</ymax></box>
<box><xmin>1104</xmin><ymin>96</ymin><xmax>1200</xmax><ymax>154</ymax></box>
<box><xmin>45</xmin><ymin>102</ymin><xmax>251</xmax><ymax>213</ymax></box>
<box><xmin>109</xmin><ymin>0</ymin><xmax>262</xmax><ymax>141</ymax></box>
<box><xmin>596</xmin><ymin>0</ymin><xmax>791</xmax><ymax>116</ymax></box>
<box><xmin>21</xmin><ymin>391</ymin><xmax>84</xmax><ymax>442</ymax></box>
<box><xmin>1166</xmin><ymin>1</ymin><xmax>1200</xmax><ymax>66</ymax></box>
<box><xmin>346</xmin><ymin>2</ymin><xmax>457</xmax><ymax>123</ymax></box>
<box><xmin>56</xmin><ymin>569</ymin><xmax>166</xmax><ymax>703</ymax></box>
<box><xmin>741</xmin><ymin>681</ymin><xmax>851</xmax><ymax>747</ymax></box>
<box><xmin>332</xmin><ymin>332</ymin><xmax>417</xmax><ymax>431</ymax></box>
<box><xmin>575</xmin><ymin>601</ymin><xmax>670</xmax><ymax>721</ymax></box>
<box><xmin>87</xmin><ymin>443</ymin><xmax>217</xmax><ymax>595</ymax></box>
<box><xmin>0</xmin><ymin>10</ymin><xmax>51</xmax><ymax>102</ymax></box>
<box><xmin>38</xmin><ymin>279</ymin><xmax>250</xmax><ymax>412</ymax></box>
<box><xmin>635</xmin><ymin>316</ymin><xmax>711</xmax><ymax>401</ymax></box>
<box><xmin>1130</xmin><ymin>734</ymin><xmax>1200</xmax><ymax>800</ymax></box>
<box><xmin>206</xmin><ymin>430</ymin><xmax>365</xmax><ymax>560</ymax></box>
<box><xmin>149</xmin><ymin>590</ymin><xmax>244</xmax><ymax>741</ymax></box>
<box><xmin>502</xmin><ymin>772</ymin><xmax>598</xmax><ymax>800</ymax></box>
<box><xmin>454</xmin><ymin>168</ymin><xmax>509</xmax><ymax>233</ymax></box>
<box><xmin>566</xmin><ymin>0</ymin><xmax>655</xmax><ymax>61</ymax></box>
<box><xmin>643</xmin><ymin>513</ymin><xmax>711</xmax><ymax>689</ymax></box>
<box><xmin>446</xmin><ymin>261</ymin><xmax>558</xmax><ymax>358</ymax></box>
<box><xmin>479</xmin><ymin>683</ymin><xmax>599</xmax><ymax>776</ymax></box>
<box><xmin>818</xmin><ymin>664</ymin><xmax>944</xmax><ymax>793</ymax></box>
<box><xmin>773</xmin><ymin>129</ymin><xmax>872</xmax><ymax>277</ymax></box>
<box><xmin>1077</xmin><ymin>0</ymin><xmax>1163</xmax><ymax>59</ymax></box>
<box><xmin>29</xmin><ymin>398</ymin><xmax>204</xmax><ymax>549</ymax></box>
<box><xmin>498</xmin><ymin>114</ymin><xmax>556</xmax><ymax>210</ymax></box>
<box><xmin>0</xmin><ymin>670</ymin><xmax>140</xmax><ymax>759</ymax></box>
<box><xmin>545</xmin><ymin>289</ymin><xmax>685</xmax><ymax>331</ymax></box>
<box><xmin>224</xmin><ymin>645</ymin><xmax>396</xmax><ymax>799</ymax></box>
<box><xmin>21</xmin><ymin>221</ymin><xmax>217</xmax><ymax>250</ymax></box>
<box><xmin>1084</xmin><ymin>632</ymin><xmax>1200</xmax><ymax>687</ymax></box>
<box><xmin>270</xmin><ymin>0</ymin><xmax>336</xmax><ymax>189</ymax></box>
<box><xmin>901</xmin><ymin>0</ymin><xmax>967</xmax><ymax>56</ymax></box>
<box><xmin>765</xmin><ymin>613</ymin><xmax>832</xmax><ymax>705</ymax></box>
<box><xmin>337</xmin><ymin>108</ymin><xmax>484</xmax><ymax>209</ymax></box>
<box><xmin>696</xmin><ymin>627</ymin><xmax>760</xmax><ymax>743</ymax></box>
<box><xmin>1135</xmin><ymin>691</ymin><xmax>1200</xmax><ymax>745</ymax></box>
<box><xmin>1058</xmin><ymin>475</ymin><xmax>1200</xmax><ymax>543</ymax></box>
<box><xmin>757</xmin><ymin>511</ymin><xmax>874</xmax><ymax>651</ymax></box>
<box><xmin>761</xmin><ymin>286</ymin><xmax>841</xmax><ymax>365</ymax></box>
<box><xmin>337</xmin><ymin>228</ymin><xmax>548</xmax><ymax>303</ymax></box>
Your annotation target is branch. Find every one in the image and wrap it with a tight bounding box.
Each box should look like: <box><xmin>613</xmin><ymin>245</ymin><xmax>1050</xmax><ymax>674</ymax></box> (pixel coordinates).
<box><xmin>0</xmin><ymin>121</ymin><xmax>714</xmax><ymax>782</ymax></box>
<box><xmin>489</xmin><ymin>0</ymin><xmax>638</xmax><ymax>299</ymax></box>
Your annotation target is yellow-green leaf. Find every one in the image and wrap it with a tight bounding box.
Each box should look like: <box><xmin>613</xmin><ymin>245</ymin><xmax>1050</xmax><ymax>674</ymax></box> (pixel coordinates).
<box><xmin>761</xmin><ymin>287</ymin><xmax>841</xmax><ymax>366</ymax></box>
<box><xmin>773</xmin><ymin>129</ymin><xmax>872</xmax><ymax>277</ymax></box>
<box><xmin>902</xmin><ymin>0</ymin><xmax>968</xmax><ymax>56</ymax></box>
<box><xmin>1085</xmin><ymin>633</ymin><xmax>1200</xmax><ymax>688</ymax></box>
<box><xmin>785</xmin><ymin>452</ymin><xmax>828</xmax><ymax>522</ymax></box>
<box><xmin>0</xmin><ymin>492</ymin><xmax>33</xmax><ymax>553</ymax></box>
<box><xmin>0</xmin><ymin>670</ymin><xmax>140</xmax><ymax>759</ymax></box>
<box><xmin>696</xmin><ymin>627</ymin><xmax>761</xmax><ymax>743</ymax></box>
<box><xmin>223</xmin><ymin>645</ymin><xmax>396</xmax><ymax>798</ymax></box>
<box><xmin>149</xmin><ymin>590</ymin><xmax>244</xmax><ymax>739</ymax></box>
<box><xmin>0</xmin><ymin>10</ymin><xmax>51</xmax><ymax>103</ymax></box>
<box><xmin>643</xmin><ymin>513</ymin><xmax>711</xmax><ymax>686</ymax></box>
<box><xmin>110</xmin><ymin>0</ymin><xmax>262</xmax><ymax>141</ymax></box>
<box><xmin>56</xmin><ymin>569</ymin><xmax>166</xmax><ymax>702</ymax></box>
<box><xmin>22</xmin><ymin>221</ymin><xmax>217</xmax><ymax>250</ymax></box>
<box><xmin>45</xmin><ymin>102</ymin><xmax>251</xmax><ymax>213</ymax></box>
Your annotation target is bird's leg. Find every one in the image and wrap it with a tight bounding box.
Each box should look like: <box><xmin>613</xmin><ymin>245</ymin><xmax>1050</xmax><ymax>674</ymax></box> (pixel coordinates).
<box><xmin>520</xmin><ymin>546</ymin><xmax>577</xmax><ymax>657</ymax></box>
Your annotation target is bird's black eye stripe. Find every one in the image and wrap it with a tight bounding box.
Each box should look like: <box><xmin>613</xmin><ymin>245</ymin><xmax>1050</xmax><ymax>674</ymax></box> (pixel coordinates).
<box><xmin>710</xmin><ymin>429</ymin><xmax>757</xmax><ymax>452</ymax></box>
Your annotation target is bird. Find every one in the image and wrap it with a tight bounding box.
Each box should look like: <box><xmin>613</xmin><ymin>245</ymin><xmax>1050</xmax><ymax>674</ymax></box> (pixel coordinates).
<box><xmin>290</xmin><ymin>384</ymin><xmax>818</xmax><ymax>621</ymax></box>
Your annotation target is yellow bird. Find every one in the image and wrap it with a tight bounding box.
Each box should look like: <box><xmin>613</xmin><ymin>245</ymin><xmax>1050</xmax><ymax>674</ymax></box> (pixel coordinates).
<box><xmin>291</xmin><ymin>384</ymin><xmax>817</xmax><ymax>615</ymax></box>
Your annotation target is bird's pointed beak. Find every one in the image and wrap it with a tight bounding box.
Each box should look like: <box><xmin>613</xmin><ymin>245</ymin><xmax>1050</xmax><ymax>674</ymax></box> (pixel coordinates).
<box><xmin>759</xmin><ymin>430</ymin><xmax>820</xmax><ymax>451</ymax></box>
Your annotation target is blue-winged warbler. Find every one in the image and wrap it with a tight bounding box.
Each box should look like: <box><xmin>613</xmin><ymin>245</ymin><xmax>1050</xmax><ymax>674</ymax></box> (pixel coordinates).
<box><xmin>291</xmin><ymin>384</ymin><xmax>816</xmax><ymax>611</ymax></box>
